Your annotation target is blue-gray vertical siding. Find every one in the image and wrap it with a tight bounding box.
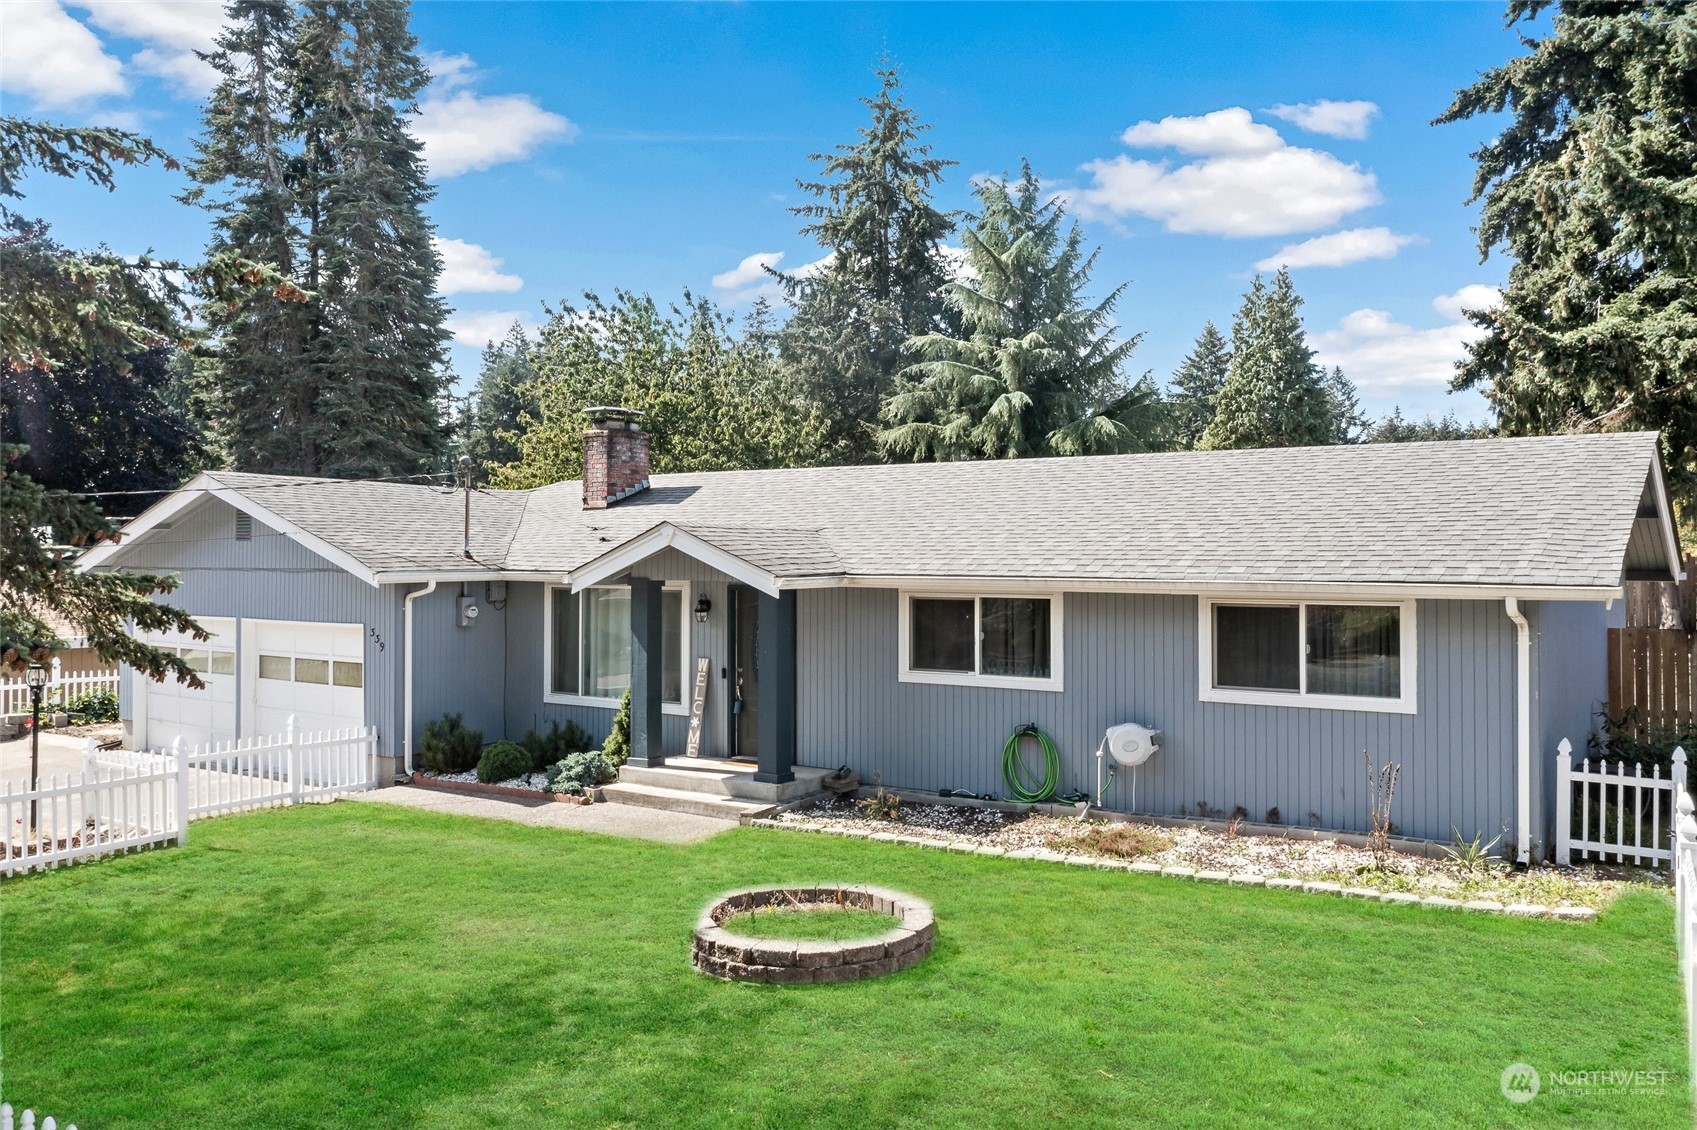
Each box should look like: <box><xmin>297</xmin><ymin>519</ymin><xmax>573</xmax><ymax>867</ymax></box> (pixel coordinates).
<box><xmin>410</xmin><ymin>582</ymin><xmax>508</xmax><ymax>754</ymax></box>
<box><xmin>1532</xmin><ymin>597</ymin><xmax>1620</xmax><ymax>853</ymax></box>
<box><xmin>796</xmin><ymin>589</ymin><xmax>1521</xmax><ymax>844</ymax></box>
<box><xmin>502</xmin><ymin>548</ymin><xmax>736</xmax><ymax>757</ymax></box>
<box><xmin>115</xmin><ymin>497</ymin><xmax>405</xmax><ymax>758</ymax></box>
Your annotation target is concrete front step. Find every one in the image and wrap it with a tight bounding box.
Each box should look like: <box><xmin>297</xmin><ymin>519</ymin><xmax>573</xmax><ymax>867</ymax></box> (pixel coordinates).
<box><xmin>601</xmin><ymin>781</ymin><xmax>777</xmax><ymax>821</ymax></box>
<box><xmin>618</xmin><ymin>760</ymin><xmax>833</xmax><ymax>804</ymax></box>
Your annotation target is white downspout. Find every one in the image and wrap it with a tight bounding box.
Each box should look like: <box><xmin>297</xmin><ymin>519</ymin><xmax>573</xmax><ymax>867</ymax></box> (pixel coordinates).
<box><xmin>403</xmin><ymin>580</ymin><xmax>438</xmax><ymax>777</ymax></box>
<box><xmin>1505</xmin><ymin>597</ymin><xmax>1532</xmax><ymax>864</ymax></box>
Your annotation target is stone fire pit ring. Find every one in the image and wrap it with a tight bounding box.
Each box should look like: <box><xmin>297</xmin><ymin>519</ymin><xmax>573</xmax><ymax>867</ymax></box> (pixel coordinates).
<box><xmin>692</xmin><ymin>885</ymin><xmax>935</xmax><ymax>984</ymax></box>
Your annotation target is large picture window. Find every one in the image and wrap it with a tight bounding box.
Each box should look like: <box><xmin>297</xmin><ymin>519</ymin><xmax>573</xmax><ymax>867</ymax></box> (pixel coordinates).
<box><xmin>900</xmin><ymin>592</ymin><xmax>1062</xmax><ymax>691</ymax></box>
<box><xmin>546</xmin><ymin>584</ymin><xmax>689</xmax><ymax>710</ymax></box>
<box><xmin>1200</xmin><ymin>597</ymin><xmax>1414</xmax><ymax>713</ymax></box>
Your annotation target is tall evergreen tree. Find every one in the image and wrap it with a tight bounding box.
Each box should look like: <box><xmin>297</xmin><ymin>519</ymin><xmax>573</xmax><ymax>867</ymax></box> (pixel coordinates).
<box><xmin>1437</xmin><ymin>1</ymin><xmax>1697</xmax><ymax>506</ymax></box>
<box><xmin>1199</xmin><ymin>270</ymin><xmax>1336</xmax><ymax>450</ymax></box>
<box><xmin>778</xmin><ymin>60</ymin><xmax>956</xmax><ymax>463</ymax></box>
<box><xmin>878</xmin><ymin>165</ymin><xmax>1160</xmax><ymax>461</ymax></box>
<box><xmin>184</xmin><ymin>0</ymin><xmax>310</xmax><ymax>473</ymax></box>
<box><xmin>1324</xmin><ymin>365</ymin><xmax>1369</xmax><ymax>444</ymax></box>
<box><xmin>1168</xmin><ymin>321</ymin><xmax>1230</xmax><ymax>448</ymax></box>
<box><xmin>462</xmin><ymin>322</ymin><xmax>536</xmax><ymax>473</ymax></box>
<box><xmin>296</xmin><ymin>0</ymin><xmax>449</xmax><ymax>478</ymax></box>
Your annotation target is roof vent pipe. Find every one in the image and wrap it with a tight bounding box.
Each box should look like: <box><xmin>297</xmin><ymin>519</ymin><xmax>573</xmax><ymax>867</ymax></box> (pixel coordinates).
<box><xmin>459</xmin><ymin>455</ymin><xmax>474</xmax><ymax>561</ymax></box>
<box><xmin>581</xmin><ymin>407</ymin><xmax>650</xmax><ymax>510</ymax></box>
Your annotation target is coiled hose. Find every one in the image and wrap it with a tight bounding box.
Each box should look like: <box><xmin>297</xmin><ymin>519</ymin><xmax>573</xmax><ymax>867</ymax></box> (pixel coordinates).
<box><xmin>1002</xmin><ymin>723</ymin><xmax>1060</xmax><ymax>804</ymax></box>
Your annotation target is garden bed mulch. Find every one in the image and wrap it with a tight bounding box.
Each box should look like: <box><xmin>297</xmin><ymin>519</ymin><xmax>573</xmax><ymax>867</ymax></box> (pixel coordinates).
<box><xmin>411</xmin><ymin>771</ymin><xmax>594</xmax><ymax>804</ymax></box>
<box><xmin>762</xmin><ymin>797</ymin><xmax>1671</xmax><ymax>918</ymax></box>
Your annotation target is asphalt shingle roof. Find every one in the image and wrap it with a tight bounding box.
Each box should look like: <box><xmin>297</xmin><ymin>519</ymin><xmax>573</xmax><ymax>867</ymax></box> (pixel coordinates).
<box><xmin>178</xmin><ymin>432</ymin><xmax>1668</xmax><ymax>591</ymax></box>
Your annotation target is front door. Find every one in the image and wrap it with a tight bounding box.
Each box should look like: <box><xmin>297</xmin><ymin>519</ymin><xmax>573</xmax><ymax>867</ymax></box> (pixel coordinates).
<box><xmin>730</xmin><ymin>586</ymin><xmax>759</xmax><ymax>761</ymax></box>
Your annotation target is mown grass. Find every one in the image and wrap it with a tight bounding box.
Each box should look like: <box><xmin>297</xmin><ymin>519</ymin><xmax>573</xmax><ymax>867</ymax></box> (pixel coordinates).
<box><xmin>723</xmin><ymin>906</ymin><xmax>897</xmax><ymax>940</ymax></box>
<box><xmin>1</xmin><ymin>801</ymin><xmax>1689</xmax><ymax>1129</ymax></box>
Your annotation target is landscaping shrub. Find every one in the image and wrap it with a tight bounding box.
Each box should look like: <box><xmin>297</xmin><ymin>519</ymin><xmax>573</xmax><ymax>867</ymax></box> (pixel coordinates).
<box><xmin>421</xmin><ymin>713</ymin><xmax>483</xmax><ymax>774</ymax></box>
<box><xmin>547</xmin><ymin>751</ymin><xmax>617</xmax><ymax>795</ymax></box>
<box><xmin>476</xmin><ymin>741</ymin><xmax>533</xmax><ymax>784</ymax></box>
<box><xmin>601</xmin><ymin>688</ymin><xmax>632</xmax><ymax>767</ymax></box>
<box><xmin>519</xmin><ymin>719</ymin><xmax>592</xmax><ymax>772</ymax></box>
<box><xmin>62</xmin><ymin>688</ymin><xmax>119</xmax><ymax>722</ymax></box>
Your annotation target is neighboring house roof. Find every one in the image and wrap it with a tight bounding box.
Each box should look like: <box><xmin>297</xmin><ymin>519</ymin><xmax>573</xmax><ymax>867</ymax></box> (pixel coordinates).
<box><xmin>79</xmin><ymin>432</ymin><xmax>1681</xmax><ymax>598</ymax></box>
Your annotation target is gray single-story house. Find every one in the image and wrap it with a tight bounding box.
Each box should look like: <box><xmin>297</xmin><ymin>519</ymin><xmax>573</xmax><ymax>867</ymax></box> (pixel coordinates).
<box><xmin>80</xmin><ymin>413</ymin><xmax>1682</xmax><ymax>860</ymax></box>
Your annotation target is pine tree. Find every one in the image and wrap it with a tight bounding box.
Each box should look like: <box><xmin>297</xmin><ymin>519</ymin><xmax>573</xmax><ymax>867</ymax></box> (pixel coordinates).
<box><xmin>185</xmin><ymin>0</ymin><xmax>312</xmax><ymax>473</ymax></box>
<box><xmin>1437</xmin><ymin>1</ymin><xmax>1697</xmax><ymax>505</ymax></box>
<box><xmin>1324</xmin><ymin>366</ymin><xmax>1368</xmax><ymax>444</ymax></box>
<box><xmin>1168</xmin><ymin>321</ymin><xmax>1229</xmax><ymax>448</ymax></box>
<box><xmin>779</xmin><ymin>60</ymin><xmax>956</xmax><ymax>463</ymax></box>
<box><xmin>462</xmin><ymin>322</ymin><xmax>535</xmax><ymax>473</ymax></box>
<box><xmin>296</xmin><ymin>0</ymin><xmax>449</xmax><ymax>478</ymax></box>
<box><xmin>1199</xmin><ymin>270</ymin><xmax>1336</xmax><ymax>450</ymax></box>
<box><xmin>878</xmin><ymin>164</ymin><xmax>1159</xmax><ymax>461</ymax></box>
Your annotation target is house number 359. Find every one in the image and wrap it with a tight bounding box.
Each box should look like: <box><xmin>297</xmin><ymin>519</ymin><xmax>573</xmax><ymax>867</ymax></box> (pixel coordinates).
<box><xmin>369</xmin><ymin>627</ymin><xmax>385</xmax><ymax>652</ymax></box>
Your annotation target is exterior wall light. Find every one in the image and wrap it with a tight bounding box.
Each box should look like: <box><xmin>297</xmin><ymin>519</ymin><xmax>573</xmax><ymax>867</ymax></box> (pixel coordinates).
<box><xmin>694</xmin><ymin>595</ymin><xmax>712</xmax><ymax>623</ymax></box>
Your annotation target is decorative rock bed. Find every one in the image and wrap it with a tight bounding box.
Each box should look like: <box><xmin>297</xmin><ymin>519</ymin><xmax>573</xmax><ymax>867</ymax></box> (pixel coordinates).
<box><xmin>692</xmin><ymin>885</ymin><xmax>935</xmax><ymax>983</ymax></box>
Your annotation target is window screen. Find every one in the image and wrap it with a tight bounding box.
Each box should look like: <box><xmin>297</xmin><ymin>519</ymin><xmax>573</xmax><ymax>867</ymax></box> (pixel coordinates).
<box><xmin>550</xmin><ymin>588</ymin><xmax>579</xmax><ymax>696</ymax></box>
<box><xmin>981</xmin><ymin>598</ymin><xmax>1051</xmax><ymax>678</ymax></box>
<box><xmin>661</xmin><ymin>589</ymin><xmax>683</xmax><ymax>704</ymax></box>
<box><xmin>1306</xmin><ymin>605</ymin><xmax>1400</xmax><ymax>698</ymax></box>
<box><xmin>1215</xmin><ymin>605</ymin><xmax>1300</xmax><ymax>692</ymax></box>
<box><xmin>911</xmin><ymin>598</ymin><xmax>975</xmax><ymax>672</ymax></box>
<box><xmin>582</xmin><ymin>587</ymin><xmax>631</xmax><ymax>699</ymax></box>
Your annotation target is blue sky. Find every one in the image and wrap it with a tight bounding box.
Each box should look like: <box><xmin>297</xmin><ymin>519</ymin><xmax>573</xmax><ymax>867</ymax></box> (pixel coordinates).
<box><xmin>2</xmin><ymin>2</ymin><xmax>1530</xmax><ymax>422</ymax></box>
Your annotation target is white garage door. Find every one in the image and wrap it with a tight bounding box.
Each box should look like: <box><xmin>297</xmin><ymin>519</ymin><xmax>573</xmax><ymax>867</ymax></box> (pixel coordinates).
<box><xmin>139</xmin><ymin>617</ymin><xmax>238</xmax><ymax>751</ymax></box>
<box><xmin>250</xmin><ymin>621</ymin><xmax>366</xmax><ymax>739</ymax></box>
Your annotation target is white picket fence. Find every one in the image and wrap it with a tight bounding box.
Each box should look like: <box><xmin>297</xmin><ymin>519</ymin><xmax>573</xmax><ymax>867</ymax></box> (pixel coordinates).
<box><xmin>1675</xmin><ymin>787</ymin><xmax>1697</xmax><ymax>1090</ymax></box>
<box><xmin>0</xmin><ymin>657</ymin><xmax>118</xmax><ymax>716</ymax></box>
<box><xmin>2</xmin><ymin>718</ymin><xmax>378</xmax><ymax>878</ymax></box>
<box><xmin>1555</xmin><ymin>739</ymin><xmax>1688</xmax><ymax>867</ymax></box>
<box><xmin>1</xmin><ymin>1102</ymin><xmax>77</xmax><ymax>1130</ymax></box>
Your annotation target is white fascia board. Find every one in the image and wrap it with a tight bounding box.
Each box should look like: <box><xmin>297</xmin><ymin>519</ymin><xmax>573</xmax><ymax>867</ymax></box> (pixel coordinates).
<box><xmin>568</xmin><ymin>523</ymin><xmax>783</xmax><ymax>597</ymax></box>
<box><xmin>1646</xmin><ymin>456</ymin><xmax>1685</xmax><ymax>582</ymax></box>
<box><xmin>835</xmin><ymin>575</ymin><xmax>1622</xmax><ymax>602</ymax></box>
<box><xmin>76</xmin><ymin>474</ymin><xmax>381</xmax><ymax>588</ymax></box>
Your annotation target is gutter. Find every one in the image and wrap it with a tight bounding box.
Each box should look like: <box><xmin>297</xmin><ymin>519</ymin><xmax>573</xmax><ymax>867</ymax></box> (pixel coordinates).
<box><xmin>402</xmin><ymin>580</ymin><xmax>438</xmax><ymax>776</ymax></box>
<box><xmin>1505</xmin><ymin>597</ymin><xmax>1532</xmax><ymax>864</ymax></box>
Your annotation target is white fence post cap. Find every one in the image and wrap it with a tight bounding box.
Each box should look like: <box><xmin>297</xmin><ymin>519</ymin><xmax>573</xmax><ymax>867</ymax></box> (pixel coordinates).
<box><xmin>1676</xmin><ymin>746</ymin><xmax>1688</xmax><ymax>765</ymax></box>
<box><xmin>1557</xmin><ymin>738</ymin><xmax>1572</xmax><ymax>756</ymax></box>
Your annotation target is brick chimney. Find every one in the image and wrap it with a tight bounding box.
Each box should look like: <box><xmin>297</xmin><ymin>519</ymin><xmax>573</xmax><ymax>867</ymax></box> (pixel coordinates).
<box><xmin>582</xmin><ymin>407</ymin><xmax>651</xmax><ymax>509</ymax></box>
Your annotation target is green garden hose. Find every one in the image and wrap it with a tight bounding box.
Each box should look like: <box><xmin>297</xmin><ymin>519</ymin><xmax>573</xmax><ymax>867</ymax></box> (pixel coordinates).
<box><xmin>1002</xmin><ymin>724</ymin><xmax>1060</xmax><ymax>804</ymax></box>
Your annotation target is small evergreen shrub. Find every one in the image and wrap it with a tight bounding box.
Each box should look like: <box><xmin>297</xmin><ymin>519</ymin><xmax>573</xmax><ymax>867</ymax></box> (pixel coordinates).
<box><xmin>519</xmin><ymin>719</ymin><xmax>592</xmax><ymax>772</ymax></box>
<box><xmin>476</xmin><ymin>740</ymin><xmax>533</xmax><ymax>784</ymax></box>
<box><xmin>601</xmin><ymin>688</ymin><xmax>632</xmax><ymax>767</ymax></box>
<box><xmin>547</xmin><ymin>751</ymin><xmax>618</xmax><ymax>795</ymax></box>
<box><xmin>421</xmin><ymin>713</ymin><xmax>483</xmax><ymax>774</ymax></box>
<box><xmin>63</xmin><ymin>688</ymin><xmax>119</xmax><ymax>722</ymax></box>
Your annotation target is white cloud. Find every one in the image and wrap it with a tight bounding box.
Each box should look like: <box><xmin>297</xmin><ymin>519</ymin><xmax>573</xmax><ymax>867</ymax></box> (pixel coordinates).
<box><xmin>78</xmin><ymin>1</ymin><xmax>226</xmax><ymax>96</ymax></box>
<box><xmin>1312</xmin><ymin>285</ymin><xmax>1501</xmax><ymax>396</ymax></box>
<box><xmin>938</xmin><ymin>244</ymin><xmax>976</xmax><ymax>284</ymax></box>
<box><xmin>1265</xmin><ymin>100</ymin><xmax>1380</xmax><ymax>141</ymax></box>
<box><xmin>433</xmin><ymin>237</ymin><xmax>523</xmax><ymax>295</ymax></box>
<box><xmin>712</xmin><ymin>251</ymin><xmax>784</xmax><ymax>293</ymax></box>
<box><xmin>413</xmin><ymin>56</ymin><xmax>576</xmax><ymax>177</ymax></box>
<box><xmin>445</xmin><ymin>309</ymin><xmax>542</xmax><ymax>349</ymax></box>
<box><xmin>1255</xmin><ymin>227</ymin><xmax>1419</xmax><ymax>270</ymax></box>
<box><xmin>0</xmin><ymin>2</ymin><xmax>127</xmax><ymax>107</ymax></box>
<box><xmin>1120</xmin><ymin>108</ymin><xmax>1284</xmax><ymax>156</ymax></box>
<box><xmin>1076</xmin><ymin>108</ymin><xmax>1379</xmax><ymax>238</ymax></box>
<box><xmin>793</xmin><ymin>251</ymin><xmax>833</xmax><ymax>280</ymax></box>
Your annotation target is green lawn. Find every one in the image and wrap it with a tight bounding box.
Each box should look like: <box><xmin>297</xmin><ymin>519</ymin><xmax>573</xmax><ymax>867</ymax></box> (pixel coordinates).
<box><xmin>2</xmin><ymin>802</ymin><xmax>1689</xmax><ymax>1129</ymax></box>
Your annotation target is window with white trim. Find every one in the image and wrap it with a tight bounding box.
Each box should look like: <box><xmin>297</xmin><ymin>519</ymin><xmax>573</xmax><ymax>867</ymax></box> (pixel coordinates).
<box><xmin>1199</xmin><ymin>597</ymin><xmax>1415</xmax><ymax>713</ymax></box>
<box><xmin>546</xmin><ymin>584</ymin><xmax>688</xmax><ymax>710</ymax></box>
<box><xmin>899</xmin><ymin>592</ymin><xmax>1063</xmax><ymax>691</ymax></box>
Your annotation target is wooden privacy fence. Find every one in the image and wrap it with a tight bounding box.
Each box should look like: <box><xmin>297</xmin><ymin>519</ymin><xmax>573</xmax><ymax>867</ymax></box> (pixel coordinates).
<box><xmin>0</xmin><ymin>657</ymin><xmax>119</xmax><ymax>716</ymax></box>
<box><xmin>1556</xmin><ymin>740</ymin><xmax>1687</xmax><ymax>868</ymax></box>
<box><xmin>2</xmin><ymin>718</ymin><xmax>378</xmax><ymax>878</ymax></box>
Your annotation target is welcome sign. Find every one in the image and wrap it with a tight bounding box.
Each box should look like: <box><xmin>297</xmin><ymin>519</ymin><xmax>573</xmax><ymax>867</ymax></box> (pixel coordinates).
<box><xmin>685</xmin><ymin>656</ymin><xmax>710</xmax><ymax>757</ymax></box>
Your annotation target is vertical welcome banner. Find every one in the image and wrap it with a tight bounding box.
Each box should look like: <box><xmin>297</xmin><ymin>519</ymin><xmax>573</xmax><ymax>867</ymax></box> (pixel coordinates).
<box><xmin>685</xmin><ymin>656</ymin><xmax>710</xmax><ymax>757</ymax></box>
